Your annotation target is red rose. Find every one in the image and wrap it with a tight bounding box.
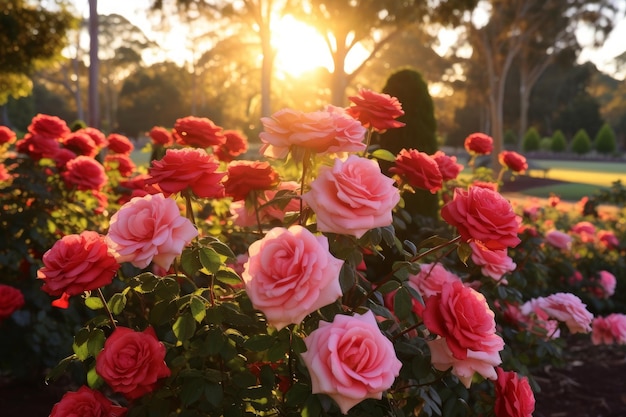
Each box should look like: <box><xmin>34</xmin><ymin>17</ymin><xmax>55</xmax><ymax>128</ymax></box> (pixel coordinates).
<box><xmin>173</xmin><ymin>116</ymin><xmax>225</xmax><ymax>148</ymax></box>
<box><xmin>390</xmin><ymin>148</ymin><xmax>443</xmax><ymax>194</ymax></box>
<box><xmin>95</xmin><ymin>326</ymin><xmax>171</xmax><ymax>399</ymax></box>
<box><xmin>105</xmin><ymin>154</ymin><xmax>136</xmax><ymax>177</ymax></box>
<box><xmin>16</xmin><ymin>133</ymin><xmax>61</xmax><ymax>161</ymax></box>
<box><xmin>0</xmin><ymin>125</ymin><xmax>16</xmax><ymax>145</ymax></box>
<box><xmin>464</xmin><ymin>132</ymin><xmax>493</xmax><ymax>155</ymax></box>
<box><xmin>432</xmin><ymin>151</ymin><xmax>463</xmax><ymax>181</ymax></box>
<box><xmin>61</xmin><ymin>156</ymin><xmax>107</xmax><ymax>191</ymax></box>
<box><xmin>494</xmin><ymin>368</ymin><xmax>535</xmax><ymax>417</ymax></box>
<box><xmin>147</xmin><ymin>148</ymin><xmax>225</xmax><ymax>198</ymax></box>
<box><xmin>50</xmin><ymin>386</ymin><xmax>127</xmax><ymax>417</ymax></box>
<box><xmin>148</xmin><ymin>126</ymin><xmax>174</xmax><ymax>146</ymax></box>
<box><xmin>498</xmin><ymin>151</ymin><xmax>528</xmax><ymax>173</ymax></box>
<box><xmin>79</xmin><ymin>127</ymin><xmax>108</xmax><ymax>149</ymax></box>
<box><xmin>224</xmin><ymin>160</ymin><xmax>280</xmax><ymax>201</ymax></box>
<box><xmin>27</xmin><ymin>113</ymin><xmax>70</xmax><ymax>139</ymax></box>
<box><xmin>54</xmin><ymin>148</ymin><xmax>77</xmax><ymax>169</ymax></box>
<box><xmin>62</xmin><ymin>131</ymin><xmax>98</xmax><ymax>157</ymax></box>
<box><xmin>37</xmin><ymin>231</ymin><xmax>120</xmax><ymax>297</ymax></box>
<box><xmin>441</xmin><ymin>186</ymin><xmax>520</xmax><ymax>250</ymax></box>
<box><xmin>107</xmin><ymin>134</ymin><xmax>134</xmax><ymax>154</ymax></box>
<box><xmin>214</xmin><ymin>129</ymin><xmax>248</xmax><ymax>162</ymax></box>
<box><xmin>0</xmin><ymin>164</ymin><xmax>11</xmax><ymax>182</ymax></box>
<box><xmin>346</xmin><ymin>89</ymin><xmax>405</xmax><ymax>133</ymax></box>
<box><xmin>0</xmin><ymin>284</ymin><xmax>25</xmax><ymax>320</ymax></box>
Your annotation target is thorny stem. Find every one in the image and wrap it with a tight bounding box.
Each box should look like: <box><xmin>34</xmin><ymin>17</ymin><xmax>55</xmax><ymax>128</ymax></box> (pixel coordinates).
<box><xmin>362</xmin><ymin>128</ymin><xmax>373</xmax><ymax>157</ymax></box>
<box><xmin>97</xmin><ymin>288</ymin><xmax>117</xmax><ymax>330</ymax></box>
<box><xmin>252</xmin><ymin>190</ymin><xmax>264</xmax><ymax>235</ymax></box>
<box><xmin>183</xmin><ymin>189</ymin><xmax>196</xmax><ymax>227</ymax></box>
<box><xmin>298</xmin><ymin>150</ymin><xmax>311</xmax><ymax>225</ymax></box>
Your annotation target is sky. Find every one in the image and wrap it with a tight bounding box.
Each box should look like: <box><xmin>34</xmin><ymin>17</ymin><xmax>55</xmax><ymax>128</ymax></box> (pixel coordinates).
<box><xmin>75</xmin><ymin>0</ymin><xmax>626</xmax><ymax>80</ymax></box>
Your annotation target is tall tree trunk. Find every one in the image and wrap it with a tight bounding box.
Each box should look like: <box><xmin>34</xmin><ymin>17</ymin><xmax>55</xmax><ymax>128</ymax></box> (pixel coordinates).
<box><xmin>330</xmin><ymin>33</ymin><xmax>348</xmax><ymax>106</ymax></box>
<box><xmin>518</xmin><ymin>54</ymin><xmax>552</xmax><ymax>147</ymax></box>
<box><xmin>88</xmin><ymin>0</ymin><xmax>99</xmax><ymax>129</ymax></box>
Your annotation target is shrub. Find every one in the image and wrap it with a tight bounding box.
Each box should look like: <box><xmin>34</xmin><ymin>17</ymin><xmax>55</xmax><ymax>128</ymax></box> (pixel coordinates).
<box><xmin>504</xmin><ymin>129</ymin><xmax>517</xmax><ymax>147</ymax></box>
<box><xmin>551</xmin><ymin>130</ymin><xmax>567</xmax><ymax>152</ymax></box>
<box><xmin>594</xmin><ymin>123</ymin><xmax>617</xmax><ymax>155</ymax></box>
<box><xmin>522</xmin><ymin>127</ymin><xmax>541</xmax><ymax>152</ymax></box>
<box><xmin>539</xmin><ymin>137</ymin><xmax>552</xmax><ymax>151</ymax></box>
<box><xmin>571</xmin><ymin>129</ymin><xmax>592</xmax><ymax>155</ymax></box>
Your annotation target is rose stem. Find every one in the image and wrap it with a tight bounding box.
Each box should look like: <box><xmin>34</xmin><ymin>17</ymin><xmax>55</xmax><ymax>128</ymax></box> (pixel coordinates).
<box><xmin>97</xmin><ymin>288</ymin><xmax>117</xmax><ymax>329</ymax></box>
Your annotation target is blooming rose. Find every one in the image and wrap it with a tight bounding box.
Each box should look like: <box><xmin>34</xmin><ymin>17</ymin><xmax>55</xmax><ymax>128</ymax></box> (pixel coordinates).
<box><xmin>432</xmin><ymin>150</ymin><xmax>463</xmax><ymax>181</ymax></box>
<box><xmin>0</xmin><ymin>125</ymin><xmax>16</xmax><ymax>145</ymax></box>
<box><xmin>521</xmin><ymin>293</ymin><xmax>593</xmax><ymax>333</ymax></box>
<box><xmin>147</xmin><ymin>148</ymin><xmax>225</xmax><ymax>198</ymax></box>
<box><xmin>597</xmin><ymin>230</ymin><xmax>619</xmax><ymax>249</ymax></box>
<box><xmin>62</xmin><ymin>131</ymin><xmax>98</xmax><ymax>157</ymax></box>
<box><xmin>214</xmin><ymin>129</ymin><xmax>248</xmax><ymax>162</ymax></box>
<box><xmin>95</xmin><ymin>326</ymin><xmax>170</xmax><ymax>399</ymax></box>
<box><xmin>16</xmin><ymin>133</ymin><xmax>61</xmax><ymax>161</ymax></box>
<box><xmin>423</xmin><ymin>281</ymin><xmax>504</xmax><ymax>386</ymax></box>
<box><xmin>591</xmin><ymin>314</ymin><xmax>626</xmax><ymax>345</ymax></box>
<box><xmin>390</xmin><ymin>148</ymin><xmax>443</xmax><ymax>194</ymax></box>
<box><xmin>105</xmin><ymin>154</ymin><xmax>137</xmax><ymax>177</ymax></box>
<box><xmin>408</xmin><ymin>263</ymin><xmax>461</xmax><ymax>299</ymax></box>
<box><xmin>464</xmin><ymin>132</ymin><xmax>493</xmax><ymax>155</ymax></box>
<box><xmin>441</xmin><ymin>186</ymin><xmax>521</xmax><ymax>250</ymax></box>
<box><xmin>301</xmin><ymin>311</ymin><xmax>402</xmax><ymax>414</ymax></box>
<box><xmin>0</xmin><ymin>164</ymin><xmax>10</xmax><ymax>182</ymax></box>
<box><xmin>229</xmin><ymin>181</ymin><xmax>300</xmax><ymax>227</ymax></box>
<box><xmin>259</xmin><ymin>108</ymin><xmax>366</xmax><ymax>159</ymax></box>
<box><xmin>494</xmin><ymin>368</ymin><xmax>535</xmax><ymax>417</ymax></box>
<box><xmin>50</xmin><ymin>385</ymin><xmax>127</xmax><ymax>417</ymax></box>
<box><xmin>54</xmin><ymin>148</ymin><xmax>77</xmax><ymax>169</ymax></box>
<box><xmin>106</xmin><ymin>193</ymin><xmax>198</xmax><ymax>269</ymax></box>
<box><xmin>346</xmin><ymin>88</ymin><xmax>405</xmax><ymax>133</ymax></box>
<box><xmin>469</xmin><ymin>240</ymin><xmax>516</xmax><ymax>282</ymax></box>
<box><xmin>106</xmin><ymin>134</ymin><xmax>134</xmax><ymax>155</ymax></box>
<box><xmin>0</xmin><ymin>284</ymin><xmax>25</xmax><ymax>320</ymax></box>
<box><xmin>301</xmin><ymin>155</ymin><xmax>400</xmax><ymax>238</ymax></box>
<box><xmin>61</xmin><ymin>156</ymin><xmax>108</xmax><ymax>191</ymax></box>
<box><xmin>148</xmin><ymin>126</ymin><xmax>174</xmax><ymax>146</ymax></box>
<box><xmin>223</xmin><ymin>160</ymin><xmax>280</xmax><ymax>201</ymax></box>
<box><xmin>597</xmin><ymin>270</ymin><xmax>617</xmax><ymax>298</ymax></box>
<box><xmin>28</xmin><ymin>113</ymin><xmax>70</xmax><ymax>139</ymax></box>
<box><xmin>173</xmin><ymin>116</ymin><xmax>225</xmax><ymax>148</ymax></box>
<box><xmin>79</xmin><ymin>127</ymin><xmax>108</xmax><ymax>149</ymax></box>
<box><xmin>545</xmin><ymin>229</ymin><xmax>572</xmax><ymax>250</ymax></box>
<box><xmin>37</xmin><ymin>231</ymin><xmax>120</xmax><ymax>297</ymax></box>
<box><xmin>242</xmin><ymin>226</ymin><xmax>343</xmax><ymax>330</ymax></box>
<box><xmin>498</xmin><ymin>151</ymin><xmax>528</xmax><ymax>173</ymax></box>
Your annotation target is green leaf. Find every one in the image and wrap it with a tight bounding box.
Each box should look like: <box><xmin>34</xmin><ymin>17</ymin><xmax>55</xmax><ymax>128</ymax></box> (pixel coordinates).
<box><xmin>173</xmin><ymin>312</ymin><xmax>196</xmax><ymax>344</ymax></box>
<box><xmin>180</xmin><ymin>248</ymin><xmax>202</xmax><ymax>277</ymax></box>
<box><xmin>204</xmin><ymin>383</ymin><xmax>223</xmax><ymax>407</ymax></box>
<box><xmin>393</xmin><ymin>287</ymin><xmax>413</xmax><ymax>320</ymax></box>
<box><xmin>199</xmin><ymin>247</ymin><xmax>222</xmax><ymax>274</ymax></box>
<box><xmin>180</xmin><ymin>378</ymin><xmax>206</xmax><ymax>406</ymax></box>
<box><xmin>457</xmin><ymin>242</ymin><xmax>472</xmax><ymax>265</ymax></box>
<box><xmin>154</xmin><ymin>277</ymin><xmax>180</xmax><ymax>301</ymax></box>
<box><xmin>215</xmin><ymin>268</ymin><xmax>242</xmax><ymax>286</ymax></box>
<box><xmin>302</xmin><ymin>394</ymin><xmax>322</xmax><ymax>417</ymax></box>
<box><xmin>209</xmin><ymin>241</ymin><xmax>236</xmax><ymax>261</ymax></box>
<box><xmin>84</xmin><ymin>296</ymin><xmax>104</xmax><ymax>310</ymax></box>
<box><xmin>371</xmin><ymin>148</ymin><xmax>397</xmax><ymax>162</ymax></box>
<box><xmin>376</xmin><ymin>280</ymin><xmax>401</xmax><ymax>295</ymax></box>
<box><xmin>285</xmin><ymin>383</ymin><xmax>311</xmax><ymax>407</ymax></box>
<box><xmin>87</xmin><ymin>366</ymin><xmax>103</xmax><ymax>389</ymax></box>
<box><xmin>244</xmin><ymin>334</ymin><xmax>275</xmax><ymax>352</ymax></box>
<box><xmin>108</xmin><ymin>293</ymin><xmax>127</xmax><ymax>315</ymax></box>
<box><xmin>72</xmin><ymin>340</ymin><xmax>89</xmax><ymax>361</ymax></box>
<box><xmin>150</xmin><ymin>300</ymin><xmax>178</xmax><ymax>325</ymax></box>
<box><xmin>87</xmin><ymin>328</ymin><xmax>105</xmax><ymax>358</ymax></box>
<box><xmin>190</xmin><ymin>296</ymin><xmax>206</xmax><ymax>323</ymax></box>
<box><xmin>131</xmin><ymin>272</ymin><xmax>160</xmax><ymax>293</ymax></box>
<box><xmin>45</xmin><ymin>354</ymin><xmax>77</xmax><ymax>383</ymax></box>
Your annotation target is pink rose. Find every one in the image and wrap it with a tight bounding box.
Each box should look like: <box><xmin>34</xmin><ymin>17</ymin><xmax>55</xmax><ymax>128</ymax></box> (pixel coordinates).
<box><xmin>441</xmin><ymin>186</ymin><xmax>521</xmax><ymax>250</ymax></box>
<box><xmin>50</xmin><ymin>386</ymin><xmax>127</xmax><ymax>417</ymax></box>
<box><xmin>230</xmin><ymin>181</ymin><xmax>300</xmax><ymax>227</ymax></box>
<box><xmin>242</xmin><ymin>226</ymin><xmax>343</xmax><ymax>330</ymax></box>
<box><xmin>61</xmin><ymin>156</ymin><xmax>108</xmax><ymax>191</ymax></box>
<box><xmin>28</xmin><ymin>113</ymin><xmax>70</xmax><ymax>139</ymax></box>
<box><xmin>301</xmin><ymin>155</ymin><xmax>400</xmax><ymax>238</ymax></box>
<box><xmin>106</xmin><ymin>133</ymin><xmax>134</xmax><ymax>155</ymax></box>
<box><xmin>408</xmin><ymin>263</ymin><xmax>461</xmax><ymax>299</ymax></box>
<box><xmin>148</xmin><ymin>126</ymin><xmax>174</xmax><ymax>146</ymax></box>
<box><xmin>147</xmin><ymin>148</ymin><xmax>225</xmax><ymax>199</ymax></box>
<box><xmin>214</xmin><ymin>129</ymin><xmax>248</xmax><ymax>162</ymax></box>
<box><xmin>469</xmin><ymin>240</ymin><xmax>516</xmax><ymax>282</ymax></box>
<box><xmin>0</xmin><ymin>284</ymin><xmax>25</xmax><ymax>320</ymax></box>
<box><xmin>494</xmin><ymin>368</ymin><xmax>535</xmax><ymax>417</ymax></box>
<box><xmin>464</xmin><ymin>132</ymin><xmax>493</xmax><ymax>155</ymax></box>
<box><xmin>0</xmin><ymin>125</ymin><xmax>17</xmax><ymax>145</ymax></box>
<box><xmin>173</xmin><ymin>116</ymin><xmax>225</xmax><ymax>148</ymax></box>
<box><xmin>498</xmin><ymin>151</ymin><xmax>528</xmax><ymax>173</ymax></box>
<box><xmin>301</xmin><ymin>311</ymin><xmax>402</xmax><ymax>414</ymax></box>
<box><xmin>259</xmin><ymin>108</ymin><xmax>366</xmax><ymax>159</ymax></box>
<box><xmin>346</xmin><ymin>89</ymin><xmax>405</xmax><ymax>133</ymax></box>
<box><xmin>0</xmin><ymin>164</ymin><xmax>10</xmax><ymax>182</ymax></box>
<box><xmin>432</xmin><ymin>151</ymin><xmax>463</xmax><ymax>181</ymax></box>
<box><xmin>545</xmin><ymin>229</ymin><xmax>572</xmax><ymax>250</ymax></box>
<box><xmin>37</xmin><ymin>231</ymin><xmax>120</xmax><ymax>297</ymax></box>
<box><xmin>224</xmin><ymin>160</ymin><xmax>280</xmax><ymax>201</ymax></box>
<box><xmin>389</xmin><ymin>148</ymin><xmax>443</xmax><ymax>194</ymax></box>
<box><xmin>95</xmin><ymin>326</ymin><xmax>170</xmax><ymax>399</ymax></box>
<box><xmin>591</xmin><ymin>314</ymin><xmax>626</xmax><ymax>345</ymax></box>
<box><xmin>597</xmin><ymin>230</ymin><xmax>619</xmax><ymax>249</ymax></box>
<box><xmin>597</xmin><ymin>270</ymin><xmax>617</xmax><ymax>298</ymax></box>
<box><xmin>62</xmin><ymin>131</ymin><xmax>98</xmax><ymax>157</ymax></box>
<box><xmin>106</xmin><ymin>193</ymin><xmax>198</xmax><ymax>269</ymax></box>
<box><xmin>521</xmin><ymin>293</ymin><xmax>593</xmax><ymax>334</ymax></box>
<box><xmin>16</xmin><ymin>133</ymin><xmax>61</xmax><ymax>161</ymax></box>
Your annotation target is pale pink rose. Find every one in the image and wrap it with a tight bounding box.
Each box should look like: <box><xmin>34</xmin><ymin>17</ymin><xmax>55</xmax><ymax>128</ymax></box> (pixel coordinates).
<box><xmin>408</xmin><ymin>263</ymin><xmax>461</xmax><ymax>299</ymax></box>
<box><xmin>427</xmin><ymin>337</ymin><xmax>501</xmax><ymax>388</ymax></box>
<box><xmin>516</xmin><ymin>300</ymin><xmax>561</xmax><ymax>339</ymax></box>
<box><xmin>432</xmin><ymin>151</ymin><xmax>463</xmax><ymax>181</ymax></box>
<box><xmin>597</xmin><ymin>270</ymin><xmax>617</xmax><ymax>298</ymax></box>
<box><xmin>469</xmin><ymin>240</ymin><xmax>516</xmax><ymax>282</ymax></box>
<box><xmin>591</xmin><ymin>314</ymin><xmax>626</xmax><ymax>345</ymax></box>
<box><xmin>106</xmin><ymin>193</ymin><xmax>198</xmax><ymax>270</ymax></box>
<box><xmin>545</xmin><ymin>229</ymin><xmax>572</xmax><ymax>250</ymax></box>
<box><xmin>301</xmin><ymin>155</ymin><xmax>400</xmax><ymax>238</ymax></box>
<box><xmin>301</xmin><ymin>311</ymin><xmax>402</xmax><ymax>414</ymax></box>
<box><xmin>229</xmin><ymin>181</ymin><xmax>300</xmax><ymax>227</ymax></box>
<box><xmin>522</xmin><ymin>293</ymin><xmax>593</xmax><ymax>334</ymax></box>
<box><xmin>242</xmin><ymin>226</ymin><xmax>344</xmax><ymax>330</ymax></box>
<box><xmin>597</xmin><ymin>230</ymin><xmax>619</xmax><ymax>249</ymax></box>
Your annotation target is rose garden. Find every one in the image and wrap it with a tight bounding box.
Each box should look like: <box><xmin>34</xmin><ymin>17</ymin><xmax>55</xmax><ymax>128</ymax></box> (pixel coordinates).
<box><xmin>0</xmin><ymin>85</ymin><xmax>625</xmax><ymax>417</ymax></box>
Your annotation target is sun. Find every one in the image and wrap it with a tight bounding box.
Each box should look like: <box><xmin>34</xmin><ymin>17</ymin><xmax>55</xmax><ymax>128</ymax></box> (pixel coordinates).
<box><xmin>271</xmin><ymin>15</ymin><xmax>333</xmax><ymax>77</ymax></box>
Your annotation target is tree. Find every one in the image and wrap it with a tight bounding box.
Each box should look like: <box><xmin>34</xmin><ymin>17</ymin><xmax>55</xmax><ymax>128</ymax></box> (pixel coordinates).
<box><xmin>88</xmin><ymin>0</ymin><xmax>99</xmax><ymax>128</ymax></box>
<box><xmin>522</xmin><ymin>127</ymin><xmax>541</xmax><ymax>152</ymax></box>
<box><xmin>571</xmin><ymin>128</ymin><xmax>592</xmax><ymax>155</ymax></box>
<box><xmin>551</xmin><ymin>130</ymin><xmax>567</xmax><ymax>152</ymax></box>
<box><xmin>594</xmin><ymin>122</ymin><xmax>616</xmax><ymax>155</ymax></box>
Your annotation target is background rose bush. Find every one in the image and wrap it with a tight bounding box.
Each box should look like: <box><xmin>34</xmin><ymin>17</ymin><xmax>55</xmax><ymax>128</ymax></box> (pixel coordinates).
<box><xmin>0</xmin><ymin>91</ymin><xmax>624</xmax><ymax>417</ymax></box>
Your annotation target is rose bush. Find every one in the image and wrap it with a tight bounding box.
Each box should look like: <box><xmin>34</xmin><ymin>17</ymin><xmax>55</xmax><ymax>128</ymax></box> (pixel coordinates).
<box><xmin>0</xmin><ymin>89</ymin><xmax>624</xmax><ymax>417</ymax></box>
